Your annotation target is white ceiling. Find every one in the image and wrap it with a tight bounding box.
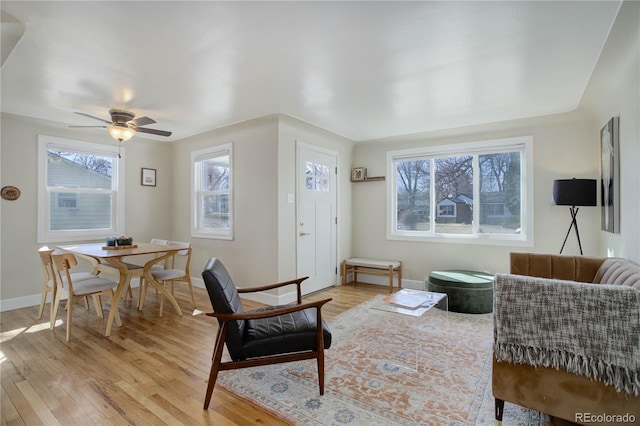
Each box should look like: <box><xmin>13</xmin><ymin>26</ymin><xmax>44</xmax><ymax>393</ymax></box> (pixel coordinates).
<box><xmin>0</xmin><ymin>1</ymin><xmax>621</xmax><ymax>142</ymax></box>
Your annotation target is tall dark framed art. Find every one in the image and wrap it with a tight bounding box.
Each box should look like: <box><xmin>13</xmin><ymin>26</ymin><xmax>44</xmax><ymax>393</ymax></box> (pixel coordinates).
<box><xmin>600</xmin><ymin>117</ymin><xmax>619</xmax><ymax>233</ymax></box>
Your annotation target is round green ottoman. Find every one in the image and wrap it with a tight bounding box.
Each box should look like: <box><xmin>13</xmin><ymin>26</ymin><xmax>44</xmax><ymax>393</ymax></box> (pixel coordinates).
<box><xmin>427</xmin><ymin>270</ymin><xmax>494</xmax><ymax>314</ymax></box>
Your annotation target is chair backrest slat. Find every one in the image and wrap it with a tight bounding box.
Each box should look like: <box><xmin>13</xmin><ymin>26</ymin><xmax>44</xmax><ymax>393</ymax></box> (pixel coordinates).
<box><xmin>38</xmin><ymin>246</ymin><xmax>55</xmax><ymax>287</ymax></box>
<box><xmin>166</xmin><ymin>241</ymin><xmax>191</xmax><ymax>270</ymax></box>
<box><xmin>51</xmin><ymin>252</ymin><xmax>78</xmax><ymax>293</ymax></box>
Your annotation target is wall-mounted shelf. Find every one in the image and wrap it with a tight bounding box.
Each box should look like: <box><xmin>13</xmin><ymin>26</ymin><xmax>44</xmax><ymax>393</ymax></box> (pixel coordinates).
<box><xmin>352</xmin><ymin>176</ymin><xmax>385</xmax><ymax>183</ymax></box>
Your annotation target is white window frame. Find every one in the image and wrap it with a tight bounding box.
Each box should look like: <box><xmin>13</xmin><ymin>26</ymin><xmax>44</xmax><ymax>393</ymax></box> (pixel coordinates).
<box><xmin>387</xmin><ymin>136</ymin><xmax>534</xmax><ymax>246</ymax></box>
<box><xmin>191</xmin><ymin>143</ymin><xmax>233</xmax><ymax>240</ymax></box>
<box><xmin>37</xmin><ymin>135</ymin><xmax>125</xmax><ymax>243</ymax></box>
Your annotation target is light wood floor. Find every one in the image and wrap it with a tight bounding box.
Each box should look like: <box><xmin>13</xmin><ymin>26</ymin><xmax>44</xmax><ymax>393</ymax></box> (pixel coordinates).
<box><xmin>1</xmin><ymin>281</ymin><xmax>388</xmax><ymax>425</ymax></box>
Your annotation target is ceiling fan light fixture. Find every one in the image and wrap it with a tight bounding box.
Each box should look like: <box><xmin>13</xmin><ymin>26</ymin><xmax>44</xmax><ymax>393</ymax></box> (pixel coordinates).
<box><xmin>107</xmin><ymin>124</ymin><xmax>136</xmax><ymax>142</ymax></box>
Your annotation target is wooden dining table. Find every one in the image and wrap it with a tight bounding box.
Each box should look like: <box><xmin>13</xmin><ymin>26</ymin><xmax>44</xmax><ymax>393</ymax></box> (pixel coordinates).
<box><xmin>57</xmin><ymin>242</ymin><xmax>184</xmax><ymax>336</ymax></box>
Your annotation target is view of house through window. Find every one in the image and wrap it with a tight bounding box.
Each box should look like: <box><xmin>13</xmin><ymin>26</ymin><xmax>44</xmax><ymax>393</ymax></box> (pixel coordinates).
<box><xmin>388</xmin><ymin>137</ymin><xmax>531</xmax><ymax>243</ymax></box>
<box><xmin>191</xmin><ymin>143</ymin><xmax>233</xmax><ymax>239</ymax></box>
<box><xmin>47</xmin><ymin>151</ymin><xmax>113</xmax><ymax>230</ymax></box>
<box><xmin>38</xmin><ymin>135</ymin><xmax>123</xmax><ymax>243</ymax></box>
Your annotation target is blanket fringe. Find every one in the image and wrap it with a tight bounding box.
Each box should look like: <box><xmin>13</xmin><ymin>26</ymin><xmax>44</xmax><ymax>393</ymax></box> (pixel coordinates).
<box><xmin>494</xmin><ymin>343</ymin><xmax>640</xmax><ymax>397</ymax></box>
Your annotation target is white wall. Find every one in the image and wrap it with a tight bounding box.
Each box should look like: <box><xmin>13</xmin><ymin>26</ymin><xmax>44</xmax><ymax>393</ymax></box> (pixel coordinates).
<box><xmin>169</xmin><ymin>114</ymin><xmax>354</xmax><ymax>304</ymax></box>
<box><xmin>579</xmin><ymin>0</ymin><xmax>640</xmax><ymax>263</ymax></box>
<box><xmin>170</xmin><ymin>115</ymin><xmax>280</xmax><ymax>290</ymax></box>
<box><xmin>276</xmin><ymin>115</ymin><xmax>355</xmax><ymax>288</ymax></box>
<box><xmin>352</xmin><ymin>111</ymin><xmax>600</xmax><ymax>282</ymax></box>
<box><xmin>0</xmin><ymin>112</ymin><xmax>172</xmax><ymax>308</ymax></box>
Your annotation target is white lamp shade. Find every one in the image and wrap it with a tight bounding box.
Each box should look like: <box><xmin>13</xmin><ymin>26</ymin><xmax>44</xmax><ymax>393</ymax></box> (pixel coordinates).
<box><xmin>107</xmin><ymin>124</ymin><xmax>136</xmax><ymax>142</ymax></box>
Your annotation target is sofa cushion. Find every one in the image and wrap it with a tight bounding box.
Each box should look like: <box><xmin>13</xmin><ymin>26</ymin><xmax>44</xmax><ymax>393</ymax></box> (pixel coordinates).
<box><xmin>510</xmin><ymin>253</ymin><xmax>604</xmax><ymax>282</ymax></box>
<box><xmin>594</xmin><ymin>258</ymin><xmax>640</xmax><ymax>290</ymax></box>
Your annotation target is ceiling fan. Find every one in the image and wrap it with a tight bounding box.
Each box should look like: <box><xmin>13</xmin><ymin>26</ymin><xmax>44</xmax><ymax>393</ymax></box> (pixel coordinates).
<box><xmin>70</xmin><ymin>108</ymin><xmax>172</xmax><ymax>142</ymax></box>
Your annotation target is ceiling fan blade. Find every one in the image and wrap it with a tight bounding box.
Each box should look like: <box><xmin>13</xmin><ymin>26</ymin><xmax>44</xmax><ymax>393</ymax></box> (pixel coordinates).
<box><xmin>135</xmin><ymin>127</ymin><xmax>172</xmax><ymax>137</ymax></box>
<box><xmin>129</xmin><ymin>116</ymin><xmax>156</xmax><ymax>127</ymax></box>
<box><xmin>68</xmin><ymin>125</ymin><xmax>107</xmax><ymax>128</ymax></box>
<box><xmin>74</xmin><ymin>112</ymin><xmax>112</xmax><ymax>124</ymax></box>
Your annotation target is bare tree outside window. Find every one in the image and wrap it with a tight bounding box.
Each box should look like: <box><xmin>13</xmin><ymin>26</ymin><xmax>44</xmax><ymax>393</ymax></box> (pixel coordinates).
<box><xmin>50</xmin><ymin>151</ymin><xmax>112</xmax><ymax>178</ymax></box>
<box><xmin>479</xmin><ymin>152</ymin><xmax>521</xmax><ymax>233</ymax></box>
<box><xmin>201</xmin><ymin>156</ymin><xmax>230</xmax><ymax>229</ymax></box>
<box><xmin>396</xmin><ymin>160</ymin><xmax>430</xmax><ymax>230</ymax></box>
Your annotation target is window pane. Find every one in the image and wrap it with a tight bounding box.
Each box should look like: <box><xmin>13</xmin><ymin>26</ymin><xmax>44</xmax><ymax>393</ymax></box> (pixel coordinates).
<box><xmin>479</xmin><ymin>152</ymin><xmax>521</xmax><ymax>234</ymax></box>
<box><xmin>396</xmin><ymin>160</ymin><xmax>430</xmax><ymax>230</ymax></box>
<box><xmin>305</xmin><ymin>161</ymin><xmax>330</xmax><ymax>192</ymax></box>
<box><xmin>201</xmin><ymin>194</ymin><xmax>230</xmax><ymax>229</ymax></box>
<box><xmin>202</xmin><ymin>156</ymin><xmax>229</xmax><ymax>191</ymax></box>
<box><xmin>434</xmin><ymin>155</ymin><xmax>473</xmax><ymax>234</ymax></box>
<box><xmin>47</xmin><ymin>150</ymin><xmax>112</xmax><ymax>189</ymax></box>
<box><xmin>49</xmin><ymin>192</ymin><xmax>112</xmax><ymax>230</ymax></box>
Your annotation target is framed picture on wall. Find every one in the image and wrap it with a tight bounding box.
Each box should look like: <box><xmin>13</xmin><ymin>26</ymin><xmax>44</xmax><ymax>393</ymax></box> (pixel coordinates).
<box><xmin>600</xmin><ymin>117</ymin><xmax>619</xmax><ymax>233</ymax></box>
<box><xmin>141</xmin><ymin>168</ymin><xmax>157</xmax><ymax>187</ymax></box>
<box><xmin>351</xmin><ymin>167</ymin><xmax>366</xmax><ymax>181</ymax></box>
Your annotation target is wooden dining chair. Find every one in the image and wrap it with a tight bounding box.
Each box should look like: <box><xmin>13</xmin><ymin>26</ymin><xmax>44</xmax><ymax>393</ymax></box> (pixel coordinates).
<box><xmin>50</xmin><ymin>252</ymin><xmax>122</xmax><ymax>342</ymax></box>
<box><xmin>138</xmin><ymin>241</ymin><xmax>195</xmax><ymax>315</ymax></box>
<box><xmin>38</xmin><ymin>246</ymin><xmax>98</xmax><ymax>321</ymax></box>
<box><xmin>135</xmin><ymin>238</ymin><xmax>168</xmax><ymax>308</ymax></box>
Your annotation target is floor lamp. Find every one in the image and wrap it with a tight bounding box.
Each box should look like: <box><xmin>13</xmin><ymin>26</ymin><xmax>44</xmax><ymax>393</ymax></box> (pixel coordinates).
<box><xmin>552</xmin><ymin>178</ymin><xmax>597</xmax><ymax>255</ymax></box>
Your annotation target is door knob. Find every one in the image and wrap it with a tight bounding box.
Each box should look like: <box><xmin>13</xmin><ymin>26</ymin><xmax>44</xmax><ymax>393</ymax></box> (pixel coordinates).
<box><xmin>299</xmin><ymin>232</ymin><xmax>310</xmax><ymax>236</ymax></box>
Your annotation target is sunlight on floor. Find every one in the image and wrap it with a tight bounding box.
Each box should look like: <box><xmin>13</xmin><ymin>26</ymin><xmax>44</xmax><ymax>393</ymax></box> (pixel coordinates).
<box><xmin>0</xmin><ymin>320</ymin><xmax>62</xmax><ymax>343</ymax></box>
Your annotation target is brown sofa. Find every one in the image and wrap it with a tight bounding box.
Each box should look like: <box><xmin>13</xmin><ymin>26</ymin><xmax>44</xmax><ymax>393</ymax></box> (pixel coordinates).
<box><xmin>492</xmin><ymin>253</ymin><xmax>640</xmax><ymax>425</ymax></box>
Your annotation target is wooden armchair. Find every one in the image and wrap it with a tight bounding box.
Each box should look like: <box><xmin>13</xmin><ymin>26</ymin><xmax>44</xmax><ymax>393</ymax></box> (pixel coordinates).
<box><xmin>201</xmin><ymin>258</ymin><xmax>332</xmax><ymax>409</ymax></box>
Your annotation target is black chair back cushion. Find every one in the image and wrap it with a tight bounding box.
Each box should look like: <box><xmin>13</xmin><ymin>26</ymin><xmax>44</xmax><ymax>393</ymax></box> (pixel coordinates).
<box><xmin>202</xmin><ymin>258</ymin><xmax>332</xmax><ymax>362</ymax></box>
<box><xmin>202</xmin><ymin>258</ymin><xmax>246</xmax><ymax>359</ymax></box>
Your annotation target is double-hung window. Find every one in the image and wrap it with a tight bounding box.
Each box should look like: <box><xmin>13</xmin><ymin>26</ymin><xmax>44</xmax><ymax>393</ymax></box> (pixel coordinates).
<box><xmin>387</xmin><ymin>136</ymin><xmax>533</xmax><ymax>245</ymax></box>
<box><xmin>37</xmin><ymin>135</ymin><xmax>124</xmax><ymax>243</ymax></box>
<box><xmin>191</xmin><ymin>143</ymin><xmax>233</xmax><ymax>240</ymax></box>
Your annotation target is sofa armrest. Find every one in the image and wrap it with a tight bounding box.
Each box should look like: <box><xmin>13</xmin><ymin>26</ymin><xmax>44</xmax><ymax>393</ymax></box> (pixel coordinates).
<box><xmin>493</xmin><ymin>273</ymin><xmax>640</xmax><ymax>396</ymax></box>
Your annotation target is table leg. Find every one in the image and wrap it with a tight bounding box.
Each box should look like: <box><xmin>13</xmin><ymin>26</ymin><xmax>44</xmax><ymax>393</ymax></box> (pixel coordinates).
<box><xmin>104</xmin><ymin>261</ymin><xmax>128</xmax><ymax>337</ymax></box>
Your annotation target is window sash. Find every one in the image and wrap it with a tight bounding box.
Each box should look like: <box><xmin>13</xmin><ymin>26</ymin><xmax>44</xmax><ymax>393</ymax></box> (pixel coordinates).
<box><xmin>387</xmin><ymin>136</ymin><xmax>533</xmax><ymax>246</ymax></box>
<box><xmin>191</xmin><ymin>143</ymin><xmax>233</xmax><ymax>240</ymax></box>
<box><xmin>37</xmin><ymin>135</ymin><xmax>124</xmax><ymax>243</ymax></box>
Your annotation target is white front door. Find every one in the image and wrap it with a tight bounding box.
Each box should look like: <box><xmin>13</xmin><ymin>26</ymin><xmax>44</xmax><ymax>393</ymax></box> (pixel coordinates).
<box><xmin>296</xmin><ymin>143</ymin><xmax>338</xmax><ymax>295</ymax></box>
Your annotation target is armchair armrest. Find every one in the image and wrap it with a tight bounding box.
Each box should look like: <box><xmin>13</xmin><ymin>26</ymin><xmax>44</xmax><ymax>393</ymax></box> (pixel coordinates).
<box><xmin>236</xmin><ymin>277</ymin><xmax>309</xmax><ymax>304</ymax></box>
<box><xmin>206</xmin><ymin>297</ymin><xmax>331</xmax><ymax>321</ymax></box>
<box><xmin>493</xmin><ymin>273</ymin><xmax>640</xmax><ymax>396</ymax></box>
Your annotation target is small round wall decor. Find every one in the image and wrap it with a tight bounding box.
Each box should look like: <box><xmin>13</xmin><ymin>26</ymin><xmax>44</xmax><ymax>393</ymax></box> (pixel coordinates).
<box><xmin>1</xmin><ymin>186</ymin><xmax>21</xmax><ymax>201</ymax></box>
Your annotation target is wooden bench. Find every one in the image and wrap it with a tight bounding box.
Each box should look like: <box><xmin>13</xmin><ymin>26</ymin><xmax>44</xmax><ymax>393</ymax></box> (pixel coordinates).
<box><xmin>342</xmin><ymin>258</ymin><xmax>402</xmax><ymax>293</ymax></box>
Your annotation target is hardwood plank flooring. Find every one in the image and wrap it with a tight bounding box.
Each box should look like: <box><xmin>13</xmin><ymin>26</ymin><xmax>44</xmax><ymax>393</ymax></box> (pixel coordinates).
<box><xmin>1</xmin><ymin>281</ymin><xmax>387</xmax><ymax>425</ymax></box>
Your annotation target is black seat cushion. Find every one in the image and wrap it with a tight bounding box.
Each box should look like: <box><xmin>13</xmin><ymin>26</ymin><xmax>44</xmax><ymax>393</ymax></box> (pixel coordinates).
<box><xmin>242</xmin><ymin>305</ymin><xmax>332</xmax><ymax>359</ymax></box>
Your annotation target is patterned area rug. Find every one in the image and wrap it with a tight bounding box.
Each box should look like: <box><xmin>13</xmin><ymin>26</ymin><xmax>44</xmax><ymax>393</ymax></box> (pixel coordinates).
<box><xmin>217</xmin><ymin>296</ymin><xmax>551</xmax><ymax>425</ymax></box>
